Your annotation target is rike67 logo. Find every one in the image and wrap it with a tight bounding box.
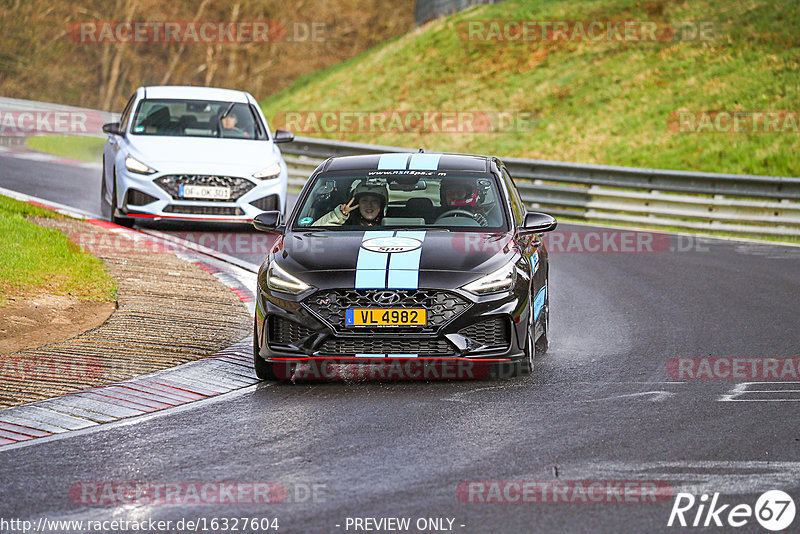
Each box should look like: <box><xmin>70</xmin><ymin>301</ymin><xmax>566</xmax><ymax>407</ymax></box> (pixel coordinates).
<box><xmin>668</xmin><ymin>490</ymin><xmax>796</xmax><ymax>531</ymax></box>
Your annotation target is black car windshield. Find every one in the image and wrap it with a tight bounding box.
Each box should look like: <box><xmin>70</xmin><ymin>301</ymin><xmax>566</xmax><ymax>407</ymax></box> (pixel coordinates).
<box><xmin>130</xmin><ymin>99</ymin><xmax>265</xmax><ymax>139</ymax></box>
<box><xmin>292</xmin><ymin>171</ymin><xmax>509</xmax><ymax>231</ymax></box>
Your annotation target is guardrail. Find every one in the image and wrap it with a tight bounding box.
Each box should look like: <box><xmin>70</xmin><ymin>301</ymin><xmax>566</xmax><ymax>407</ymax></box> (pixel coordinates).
<box><xmin>281</xmin><ymin>135</ymin><xmax>800</xmax><ymax>236</ymax></box>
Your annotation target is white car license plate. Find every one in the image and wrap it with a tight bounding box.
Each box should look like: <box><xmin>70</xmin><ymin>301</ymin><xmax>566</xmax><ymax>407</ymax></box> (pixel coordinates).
<box><xmin>179</xmin><ymin>185</ymin><xmax>230</xmax><ymax>200</ymax></box>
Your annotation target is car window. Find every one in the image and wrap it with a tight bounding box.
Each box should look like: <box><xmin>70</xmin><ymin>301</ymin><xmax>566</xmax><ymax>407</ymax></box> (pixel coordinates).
<box><xmin>292</xmin><ymin>172</ymin><xmax>508</xmax><ymax>230</ymax></box>
<box><xmin>130</xmin><ymin>99</ymin><xmax>265</xmax><ymax>139</ymax></box>
<box><xmin>501</xmin><ymin>166</ymin><xmax>525</xmax><ymax>226</ymax></box>
<box><xmin>118</xmin><ymin>93</ymin><xmax>136</xmax><ymax>133</ymax></box>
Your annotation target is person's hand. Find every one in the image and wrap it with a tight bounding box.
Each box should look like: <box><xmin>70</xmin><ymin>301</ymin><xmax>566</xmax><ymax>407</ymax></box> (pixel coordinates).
<box><xmin>339</xmin><ymin>197</ymin><xmax>359</xmax><ymax>216</ymax></box>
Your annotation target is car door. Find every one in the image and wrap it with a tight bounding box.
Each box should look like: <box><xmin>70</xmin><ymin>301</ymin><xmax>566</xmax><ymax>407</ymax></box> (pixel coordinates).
<box><xmin>501</xmin><ymin>165</ymin><xmax>545</xmax><ymax>302</ymax></box>
<box><xmin>104</xmin><ymin>93</ymin><xmax>136</xmax><ymax>198</ymax></box>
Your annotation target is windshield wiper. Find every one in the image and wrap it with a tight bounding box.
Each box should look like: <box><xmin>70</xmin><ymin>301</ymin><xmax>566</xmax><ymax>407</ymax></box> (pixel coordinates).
<box><xmin>217</xmin><ymin>102</ymin><xmax>235</xmax><ymax>137</ymax></box>
<box><xmin>384</xmin><ymin>226</ymin><xmax>450</xmax><ymax>232</ymax></box>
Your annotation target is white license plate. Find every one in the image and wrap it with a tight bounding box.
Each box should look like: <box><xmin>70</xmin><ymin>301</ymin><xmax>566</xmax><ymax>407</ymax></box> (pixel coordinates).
<box><xmin>179</xmin><ymin>185</ymin><xmax>230</xmax><ymax>200</ymax></box>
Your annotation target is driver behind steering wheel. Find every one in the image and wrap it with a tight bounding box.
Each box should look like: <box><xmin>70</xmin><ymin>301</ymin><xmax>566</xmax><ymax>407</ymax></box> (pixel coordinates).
<box><xmin>439</xmin><ymin>176</ymin><xmax>489</xmax><ymax>226</ymax></box>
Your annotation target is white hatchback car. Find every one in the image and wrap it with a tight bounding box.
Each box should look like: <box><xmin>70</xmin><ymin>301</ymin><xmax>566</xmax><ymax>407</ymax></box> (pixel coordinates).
<box><xmin>101</xmin><ymin>85</ymin><xmax>293</xmax><ymax>226</ymax></box>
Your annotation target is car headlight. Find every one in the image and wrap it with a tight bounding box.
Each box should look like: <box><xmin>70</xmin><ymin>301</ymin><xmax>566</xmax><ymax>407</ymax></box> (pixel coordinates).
<box><xmin>125</xmin><ymin>155</ymin><xmax>157</xmax><ymax>175</ymax></box>
<box><xmin>462</xmin><ymin>259</ymin><xmax>517</xmax><ymax>295</ymax></box>
<box><xmin>252</xmin><ymin>162</ymin><xmax>282</xmax><ymax>180</ymax></box>
<box><xmin>266</xmin><ymin>261</ymin><xmax>312</xmax><ymax>294</ymax></box>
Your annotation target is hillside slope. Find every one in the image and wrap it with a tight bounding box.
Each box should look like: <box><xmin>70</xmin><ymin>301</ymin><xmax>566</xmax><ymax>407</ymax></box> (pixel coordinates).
<box><xmin>261</xmin><ymin>0</ymin><xmax>799</xmax><ymax>177</ymax></box>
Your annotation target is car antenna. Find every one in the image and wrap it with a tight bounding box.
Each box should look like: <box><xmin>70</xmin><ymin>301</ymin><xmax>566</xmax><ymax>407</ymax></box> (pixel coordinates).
<box><xmin>418</xmin><ymin>148</ymin><xmax>424</xmax><ymax>153</ymax></box>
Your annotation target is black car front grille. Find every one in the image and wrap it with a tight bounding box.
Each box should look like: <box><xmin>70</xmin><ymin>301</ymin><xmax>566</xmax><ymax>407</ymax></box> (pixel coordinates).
<box><xmin>155</xmin><ymin>174</ymin><xmax>255</xmax><ymax>201</ymax></box>
<box><xmin>163</xmin><ymin>205</ymin><xmax>245</xmax><ymax>216</ymax></box>
<box><xmin>304</xmin><ymin>289</ymin><xmax>470</xmax><ymax>333</ymax></box>
<box><xmin>458</xmin><ymin>317</ymin><xmax>510</xmax><ymax>350</ymax></box>
<box><xmin>268</xmin><ymin>316</ymin><xmax>315</xmax><ymax>347</ymax></box>
<box><xmin>318</xmin><ymin>337</ymin><xmax>453</xmax><ymax>356</ymax></box>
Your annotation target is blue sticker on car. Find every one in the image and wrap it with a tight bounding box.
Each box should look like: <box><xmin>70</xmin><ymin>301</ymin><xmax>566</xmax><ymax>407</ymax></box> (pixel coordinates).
<box><xmin>355</xmin><ymin>231</ymin><xmax>394</xmax><ymax>289</ymax></box>
<box><xmin>299</xmin><ymin>217</ymin><xmax>313</xmax><ymax>225</ymax></box>
<box><xmin>388</xmin><ymin>231</ymin><xmax>426</xmax><ymax>289</ymax></box>
<box><xmin>408</xmin><ymin>154</ymin><xmax>441</xmax><ymax>170</ymax></box>
<box><xmin>377</xmin><ymin>154</ymin><xmax>411</xmax><ymax>170</ymax></box>
<box><xmin>354</xmin><ymin>231</ymin><xmax>427</xmax><ymax>289</ymax></box>
<box><xmin>533</xmin><ymin>283</ymin><xmax>547</xmax><ymax>321</ymax></box>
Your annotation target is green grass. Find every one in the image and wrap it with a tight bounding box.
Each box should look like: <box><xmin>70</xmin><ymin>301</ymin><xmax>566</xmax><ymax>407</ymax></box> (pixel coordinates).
<box><xmin>26</xmin><ymin>135</ymin><xmax>105</xmax><ymax>163</ymax></box>
<box><xmin>0</xmin><ymin>195</ymin><xmax>117</xmax><ymax>305</ymax></box>
<box><xmin>260</xmin><ymin>0</ymin><xmax>799</xmax><ymax>177</ymax></box>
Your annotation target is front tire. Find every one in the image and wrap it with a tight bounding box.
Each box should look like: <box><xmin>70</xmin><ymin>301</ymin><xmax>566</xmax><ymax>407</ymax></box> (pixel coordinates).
<box><xmin>535</xmin><ymin>291</ymin><xmax>549</xmax><ymax>354</ymax></box>
<box><xmin>253</xmin><ymin>318</ymin><xmax>279</xmax><ymax>380</ymax></box>
<box><xmin>110</xmin><ymin>170</ymin><xmax>134</xmax><ymax>228</ymax></box>
<box><xmin>491</xmin><ymin>318</ymin><xmax>533</xmax><ymax>379</ymax></box>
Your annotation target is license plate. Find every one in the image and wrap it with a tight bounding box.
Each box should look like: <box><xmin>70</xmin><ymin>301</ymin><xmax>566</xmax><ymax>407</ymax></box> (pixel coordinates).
<box><xmin>346</xmin><ymin>308</ymin><xmax>427</xmax><ymax>326</ymax></box>
<box><xmin>179</xmin><ymin>185</ymin><xmax>230</xmax><ymax>200</ymax></box>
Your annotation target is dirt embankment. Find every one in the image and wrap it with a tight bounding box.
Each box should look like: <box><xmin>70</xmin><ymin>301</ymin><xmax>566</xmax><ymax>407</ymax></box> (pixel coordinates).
<box><xmin>0</xmin><ymin>295</ymin><xmax>114</xmax><ymax>355</ymax></box>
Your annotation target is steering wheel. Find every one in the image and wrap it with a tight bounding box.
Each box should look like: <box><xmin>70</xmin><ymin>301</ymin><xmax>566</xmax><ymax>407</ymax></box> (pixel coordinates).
<box><xmin>435</xmin><ymin>209</ymin><xmax>479</xmax><ymax>223</ymax></box>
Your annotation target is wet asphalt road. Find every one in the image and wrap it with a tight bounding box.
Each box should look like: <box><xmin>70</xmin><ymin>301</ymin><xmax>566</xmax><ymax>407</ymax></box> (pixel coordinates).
<box><xmin>2</xmin><ymin>149</ymin><xmax>800</xmax><ymax>533</ymax></box>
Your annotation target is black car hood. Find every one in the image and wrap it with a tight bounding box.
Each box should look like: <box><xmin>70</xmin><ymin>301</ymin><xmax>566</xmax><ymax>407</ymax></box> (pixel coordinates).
<box><xmin>271</xmin><ymin>230</ymin><xmax>516</xmax><ymax>288</ymax></box>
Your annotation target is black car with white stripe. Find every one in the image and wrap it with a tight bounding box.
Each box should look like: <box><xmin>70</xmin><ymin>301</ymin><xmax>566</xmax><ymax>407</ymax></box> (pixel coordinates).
<box><xmin>252</xmin><ymin>152</ymin><xmax>557</xmax><ymax>379</ymax></box>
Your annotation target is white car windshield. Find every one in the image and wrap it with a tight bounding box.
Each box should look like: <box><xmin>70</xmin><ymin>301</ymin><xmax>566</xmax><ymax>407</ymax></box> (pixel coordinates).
<box><xmin>130</xmin><ymin>99</ymin><xmax>265</xmax><ymax>140</ymax></box>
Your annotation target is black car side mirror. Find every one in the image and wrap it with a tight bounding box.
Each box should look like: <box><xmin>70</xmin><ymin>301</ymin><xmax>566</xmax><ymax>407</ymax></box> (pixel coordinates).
<box><xmin>273</xmin><ymin>129</ymin><xmax>294</xmax><ymax>143</ymax></box>
<box><xmin>253</xmin><ymin>211</ymin><xmax>282</xmax><ymax>232</ymax></box>
<box><xmin>102</xmin><ymin>122</ymin><xmax>123</xmax><ymax>135</ymax></box>
<box><xmin>521</xmin><ymin>212</ymin><xmax>557</xmax><ymax>233</ymax></box>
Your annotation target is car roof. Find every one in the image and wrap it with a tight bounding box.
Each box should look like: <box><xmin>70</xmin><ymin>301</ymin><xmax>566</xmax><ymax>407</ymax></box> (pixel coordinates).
<box><xmin>323</xmin><ymin>153</ymin><xmax>490</xmax><ymax>173</ymax></box>
<box><xmin>140</xmin><ymin>86</ymin><xmax>251</xmax><ymax>103</ymax></box>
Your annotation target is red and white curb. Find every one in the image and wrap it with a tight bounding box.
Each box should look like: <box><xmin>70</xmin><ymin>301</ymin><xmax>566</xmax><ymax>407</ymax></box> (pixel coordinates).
<box><xmin>0</xmin><ymin>340</ymin><xmax>258</xmax><ymax>448</ymax></box>
<box><xmin>0</xmin><ymin>188</ymin><xmax>262</xmax><ymax>449</ymax></box>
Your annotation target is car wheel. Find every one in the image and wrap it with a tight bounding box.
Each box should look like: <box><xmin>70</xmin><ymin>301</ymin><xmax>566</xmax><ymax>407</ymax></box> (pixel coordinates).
<box><xmin>522</xmin><ymin>318</ymin><xmax>534</xmax><ymax>374</ymax></box>
<box><xmin>253</xmin><ymin>317</ymin><xmax>279</xmax><ymax>381</ymax></box>
<box><xmin>490</xmin><ymin>317</ymin><xmax>532</xmax><ymax>379</ymax></box>
<box><xmin>110</xmin><ymin>170</ymin><xmax>134</xmax><ymax>228</ymax></box>
<box><xmin>100</xmin><ymin>165</ymin><xmax>111</xmax><ymax>218</ymax></box>
<box><xmin>535</xmin><ymin>290</ymin><xmax>549</xmax><ymax>354</ymax></box>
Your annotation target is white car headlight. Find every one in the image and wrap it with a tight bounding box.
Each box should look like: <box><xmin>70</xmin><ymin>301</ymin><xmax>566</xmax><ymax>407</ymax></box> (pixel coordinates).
<box><xmin>267</xmin><ymin>261</ymin><xmax>311</xmax><ymax>294</ymax></box>
<box><xmin>462</xmin><ymin>259</ymin><xmax>517</xmax><ymax>295</ymax></box>
<box><xmin>252</xmin><ymin>162</ymin><xmax>282</xmax><ymax>180</ymax></box>
<box><xmin>125</xmin><ymin>155</ymin><xmax>157</xmax><ymax>175</ymax></box>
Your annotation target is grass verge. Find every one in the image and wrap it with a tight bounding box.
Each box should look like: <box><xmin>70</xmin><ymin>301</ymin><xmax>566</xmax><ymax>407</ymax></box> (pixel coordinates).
<box><xmin>261</xmin><ymin>0</ymin><xmax>799</xmax><ymax>177</ymax></box>
<box><xmin>0</xmin><ymin>195</ymin><xmax>117</xmax><ymax>305</ymax></box>
<box><xmin>26</xmin><ymin>135</ymin><xmax>105</xmax><ymax>163</ymax></box>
